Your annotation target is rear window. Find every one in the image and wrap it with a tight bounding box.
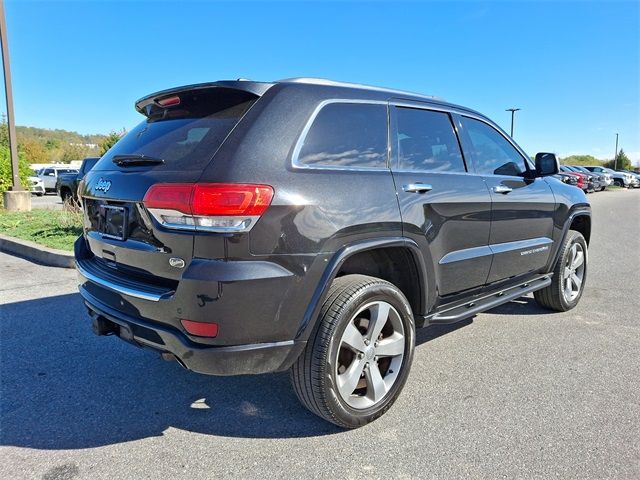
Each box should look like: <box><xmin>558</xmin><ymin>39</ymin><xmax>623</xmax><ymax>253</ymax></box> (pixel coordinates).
<box><xmin>295</xmin><ymin>103</ymin><xmax>388</xmax><ymax>169</ymax></box>
<box><xmin>95</xmin><ymin>88</ymin><xmax>258</xmax><ymax>170</ymax></box>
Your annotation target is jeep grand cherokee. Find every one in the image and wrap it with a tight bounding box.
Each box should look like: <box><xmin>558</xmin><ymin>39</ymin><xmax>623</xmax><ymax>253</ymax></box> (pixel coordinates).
<box><xmin>76</xmin><ymin>78</ymin><xmax>591</xmax><ymax>428</ymax></box>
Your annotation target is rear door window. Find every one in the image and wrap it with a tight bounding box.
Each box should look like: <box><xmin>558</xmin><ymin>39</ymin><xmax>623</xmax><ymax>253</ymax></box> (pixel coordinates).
<box><xmin>96</xmin><ymin>88</ymin><xmax>258</xmax><ymax>171</ymax></box>
<box><xmin>394</xmin><ymin>107</ymin><xmax>466</xmax><ymax>172</ymax></box>
<box><xmin>461</xmin><ymin>117</ymin><xmax>527</xmax><ymax>176</ymax></box>
<box><xmin>295</xmin><ymin>102</ymin><xmax>388</xmax><ymax>169</ymax></box>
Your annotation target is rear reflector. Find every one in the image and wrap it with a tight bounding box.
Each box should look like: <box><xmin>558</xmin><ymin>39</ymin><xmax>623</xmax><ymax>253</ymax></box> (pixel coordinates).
<box><xmin>181</xmin><ymin>319</ymin><xmax>219</xmax><ymax>337</ymax></box>
<box><xmin>143</xmin><ymin>183</ymin><xmax>274</xmax><ymax>233</ymax></box>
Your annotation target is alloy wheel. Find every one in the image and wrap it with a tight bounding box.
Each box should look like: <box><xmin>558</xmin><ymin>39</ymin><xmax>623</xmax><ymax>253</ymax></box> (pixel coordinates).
<box><xmin>562</xmin><ymin>242</ymin><xmax>585</xmax><ymax>302</ymax></box>
<box><xmin>335</xmin><ymin>301</ymin><xmax>405</xmax><ymax>409</ymax></box>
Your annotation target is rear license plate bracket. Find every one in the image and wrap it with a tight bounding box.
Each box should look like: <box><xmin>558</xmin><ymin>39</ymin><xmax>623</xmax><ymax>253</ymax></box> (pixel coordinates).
<box><xmin>100</xmin><ymin>205</ymin><xmax>128</xmax><ymax>241</ymax></box>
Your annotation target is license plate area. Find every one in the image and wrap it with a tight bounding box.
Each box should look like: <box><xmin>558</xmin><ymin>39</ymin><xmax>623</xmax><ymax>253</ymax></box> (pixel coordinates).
<box><xmin>100</xmin><ymin>205</ymin><xmax>127</xmax><ymax>241</ymax></box>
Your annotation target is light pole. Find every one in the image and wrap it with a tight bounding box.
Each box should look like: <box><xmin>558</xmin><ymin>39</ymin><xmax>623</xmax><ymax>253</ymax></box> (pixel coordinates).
<box><xmin>614</xmin><ymin>133</ymin><xmax>619</xmax><ymax>170</ymax></box>
<box><xmin>506</xmin><ymin>108</ymin><xmax>520</xmax><ymax>137</ymax></box>
<box><xmin>0</xmin><ymin>0</ymin><xmax>29</xmax><ymax>210</ymax></box>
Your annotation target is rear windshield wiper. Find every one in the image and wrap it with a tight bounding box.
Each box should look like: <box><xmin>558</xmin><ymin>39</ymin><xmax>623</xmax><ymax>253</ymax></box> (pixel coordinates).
<box><xmin>112</xmin><ymin>154</ymin><xmax>165</xmax><ymax>167</ymax></box>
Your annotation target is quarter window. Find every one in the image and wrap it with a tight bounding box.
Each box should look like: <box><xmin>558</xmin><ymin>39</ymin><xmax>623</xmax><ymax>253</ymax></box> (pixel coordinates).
<box><xmin>462</xmin><ymin>117</ymin><xmax>527</xmax><ymax>176</ymax></box>
<box><xmin>296</xmin><ymin>103</ymin><xmax>388</xmax><ymax>168</ymax></box>
<box><xmin>394</xmin><ymin>107</ymin><xmax>465</xmax><ymax>172</ymax></box>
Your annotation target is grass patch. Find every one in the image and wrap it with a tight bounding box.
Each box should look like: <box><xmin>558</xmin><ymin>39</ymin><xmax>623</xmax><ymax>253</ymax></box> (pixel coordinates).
<box><xmin>0</xmin><ymin>207</ymin><xmax>82</xmax><ymax>251</ymax></box>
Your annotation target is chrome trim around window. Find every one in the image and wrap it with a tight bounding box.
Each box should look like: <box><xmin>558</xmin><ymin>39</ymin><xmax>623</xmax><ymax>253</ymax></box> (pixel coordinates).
<box><xmin>76</xmin><ymin>261</ymin><xmax>169</xmax><ymax>302</ymax></box>
<box><xmin>290</xmin><ymin>99</ymin><xmax>390</xmax><ymax>172</ymax></box>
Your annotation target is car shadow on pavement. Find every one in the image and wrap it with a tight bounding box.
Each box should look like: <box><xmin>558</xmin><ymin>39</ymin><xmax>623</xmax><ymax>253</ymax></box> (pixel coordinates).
<box><xmin>0</xmin><ymin>293</ymin><xmax>341</xmax><ymax>449</ymax></box>
<box><xmin>0</xmin><ymin>292</ymin><xmax>542</xmax><ymax>450</ymax></box>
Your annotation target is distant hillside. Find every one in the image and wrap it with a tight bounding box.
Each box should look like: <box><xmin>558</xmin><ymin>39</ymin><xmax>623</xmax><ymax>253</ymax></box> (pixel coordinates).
<box><xmin>16</xmin><ymin>125</ymin><xmax>108</xmax><ymax>148</ymax></box>
<box><xmin>0</xmin><ymin>122</ymin><xmax>114</xmax><ymax>164</ymax></box>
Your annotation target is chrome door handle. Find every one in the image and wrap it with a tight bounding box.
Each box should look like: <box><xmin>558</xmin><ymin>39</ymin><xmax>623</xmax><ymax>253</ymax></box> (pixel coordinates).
<box><xmin>493</xmin><ymin>185</ymin><xmax>513</xmax><ymax>194</ymax></box>
<box><xmin>403</xmin><ymin>183</ymin><xmax>433</xmax><ymax>193</ymax></box>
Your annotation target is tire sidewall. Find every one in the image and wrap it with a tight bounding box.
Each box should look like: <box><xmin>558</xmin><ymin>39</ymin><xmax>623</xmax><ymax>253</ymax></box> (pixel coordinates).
<box><xmin>322</xmin><ymin>282</ymin><xmax>415</xmax><ymax>427</ymax></box>
<box><xmin>556</xmin><ymin>231</ymin><xmax>588</xmax><ymax>310</ymax></box>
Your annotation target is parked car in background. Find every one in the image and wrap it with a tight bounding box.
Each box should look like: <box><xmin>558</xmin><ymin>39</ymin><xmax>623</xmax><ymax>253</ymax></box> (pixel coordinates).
<box><xmin>38</xmin><ymin>166</ymin><xmax>79</xmax><ymax>193</ymax></box>
<box><xmin>560</xmin><ymin>165</ymin><xmax>592</xmax><ymax>192</ymax></box>
<box><xmin>617</xmin><ymin>170</ymin><xmax>640</xmax><ymax>188</ymax></box>
<box><xmin>584</xmin><ymin>166</ymin><xmax>632</xmax><ymax>188</ymax></box>
<box><xmin>56</xmin><ymin>157</ymin><xmax>100</xmax><ymax>201</ymax></box>
<box><xmin>571</xmin><ymin>165</ymin><xmax>608</xmax><ymax>191</ymax></box>
<box><xmin>75</xmin><ymin>77</ymin><xmax>591</xmax><ymax>428</ymax></box>
<box><xmin>28</xmin><ymin>175</ymin><xmax>45</xmax><ymax>196</ymax></box>
<box><xmin>554</xmin><ymin>172</ymin><xmax>579</xmax><ymax>186</ymax></box>
<box><xmin>564</xmin><ymin>165</ymin><xmax>600</xmax><ymax>192</ymax></box>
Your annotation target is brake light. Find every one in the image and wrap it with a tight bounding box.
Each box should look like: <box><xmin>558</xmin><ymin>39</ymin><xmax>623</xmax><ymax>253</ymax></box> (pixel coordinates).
<box><xmin>181</xmin><ymin>319</ymin><xmax>218</xmax><ymax>337</ymax></box>
<box><xmin>157</xmin><ymin>95</ymin><xmax>181</xmax><ymax>107</ymax></box>
<box><xmin>143</xmin><ymin>183</ymin><xmax>274</xmax><ymax>232</ymax></box>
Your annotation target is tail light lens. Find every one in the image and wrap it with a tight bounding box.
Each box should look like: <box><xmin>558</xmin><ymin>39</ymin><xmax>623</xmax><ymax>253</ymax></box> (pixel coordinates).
<box><xmin>143</xmin><ymin>183</ymin><xmax>274</xmax><ymax>233</ymax></box>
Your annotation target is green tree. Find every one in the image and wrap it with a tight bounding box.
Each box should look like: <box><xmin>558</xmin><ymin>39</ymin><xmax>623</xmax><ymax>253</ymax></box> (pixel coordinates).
<box><xmin>18</xmin><ymin>138</ymin><xmax>49</xmax><ymax>164</ymax></box>
<box><xmin>560</xmin><ymin>154</ymin><xmax>604</xmax><ymax>167</ymax></box>
<box><xmin>100</xmin><ymin>130</ymin><xmax>125</xmax><ymax>156</ymax></box>
<box><xmin>0</xmin><ymin>145</ymin><xmax>32</xmax><ymax>194</ymax></box>
<box><xmin>61</xmin><ymin>143</ymin><xmax>89</xmax><ymax>162</ymax></box>
<box><xmin>604</xmin><ymin>149</ymin><xmax>632</xmax><ymax>170</ymax></box>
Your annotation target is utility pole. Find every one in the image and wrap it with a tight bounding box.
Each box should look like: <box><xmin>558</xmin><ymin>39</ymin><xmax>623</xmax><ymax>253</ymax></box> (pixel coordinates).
<box><xmin>0</xmin><ymin>0</ymin><xmax>29</xmax><ymax>210</ymax></box>
<box><xmin>506</xmin><ymin>108</ymin><xmax>520</xmax><ymax>137</ymax></box>
<box><xmin>614</xmin><ymin>133</ymin><xmax>619</xmax><ymax>170</ymax></box>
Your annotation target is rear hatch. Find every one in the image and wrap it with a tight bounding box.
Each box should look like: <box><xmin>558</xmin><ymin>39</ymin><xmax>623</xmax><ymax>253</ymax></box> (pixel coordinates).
<box><xmin>80</xmin><ymin>85</ymin><xmax>262</xmax><ymax>285</ymax></box>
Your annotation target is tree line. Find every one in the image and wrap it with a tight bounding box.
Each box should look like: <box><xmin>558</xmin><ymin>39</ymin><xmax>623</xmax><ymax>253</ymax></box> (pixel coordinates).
<box><xmin>560</xmin><ymin>151</ymin><xmax>633</xmax><ymax>170</ymax></box>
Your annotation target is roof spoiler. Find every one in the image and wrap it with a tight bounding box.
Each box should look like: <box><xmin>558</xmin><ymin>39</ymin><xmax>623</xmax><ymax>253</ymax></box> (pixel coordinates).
<box><xmin>134</xmin><ymin>80</ymin><xmax>274</xmax><ymax>115</ymax></box>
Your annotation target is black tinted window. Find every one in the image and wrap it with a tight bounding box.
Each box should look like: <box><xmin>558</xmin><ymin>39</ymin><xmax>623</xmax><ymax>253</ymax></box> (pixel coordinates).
<box><xmin>297</xmin><ymin>103</ymin><xmax>387</xmax><ymax>168</ymax></box>
<box><xmin>96</xmin><ymin>88</ymin><xmax>257</xmax><ymax>170</ymax></box>
<box><xmin>395</xmin><ymin>107</ymin><xmax>465</xmax><ymax>172</ymax></box>
<box><xmin>462</xmin><ymin>117</ymin><xmax>526</xmax><ymax>176</ymax></box>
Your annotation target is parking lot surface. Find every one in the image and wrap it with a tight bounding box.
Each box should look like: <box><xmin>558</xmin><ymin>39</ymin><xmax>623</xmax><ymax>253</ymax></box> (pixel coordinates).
<box><xmin>30</xmin><ymin>194</ymin><xmax>63</xmax><ymax>210</ymax></box>
<box><xmin>1</xmin><ymin>189</ymin><xmax>639</xmax><ymax>479</ymax></box>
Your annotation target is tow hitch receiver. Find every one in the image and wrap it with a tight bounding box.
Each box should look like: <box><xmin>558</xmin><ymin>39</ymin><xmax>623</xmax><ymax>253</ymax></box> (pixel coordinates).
<box><xmin>92</xmin><ymin>315</ymin><xmax>118</xmax><ymax>336</ymax></box>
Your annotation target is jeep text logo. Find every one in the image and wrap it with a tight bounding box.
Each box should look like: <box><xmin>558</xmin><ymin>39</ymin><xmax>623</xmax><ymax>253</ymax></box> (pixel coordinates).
<box><xmin>95</xmin><ymin>178</ymin><xmax>112</xmax><ymax>193</ymax></box>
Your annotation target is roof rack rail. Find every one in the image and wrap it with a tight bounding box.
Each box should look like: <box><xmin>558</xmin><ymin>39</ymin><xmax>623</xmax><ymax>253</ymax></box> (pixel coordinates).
<box><xmin>276</xmin><ymin>77</ymin><xmax>441</xmax><ymax>100</ymax></box>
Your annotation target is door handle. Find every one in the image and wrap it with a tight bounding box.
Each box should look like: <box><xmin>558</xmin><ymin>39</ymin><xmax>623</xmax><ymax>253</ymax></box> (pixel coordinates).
<box><xmin>403</xmin><ymin>183</ymin><xmax>433</xmax><ymax>193</ymax></box>
<box><xmin>493</xmin><ymin>185</ymin><xmax>513</xmax><ymax>194</ymax></box>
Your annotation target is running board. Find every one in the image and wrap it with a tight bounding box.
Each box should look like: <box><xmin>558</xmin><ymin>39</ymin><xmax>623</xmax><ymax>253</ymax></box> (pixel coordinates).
<box><xmin>419</xmin><ymin>274</ymin><xmax>552</xmax><ymax>326</ymax></box>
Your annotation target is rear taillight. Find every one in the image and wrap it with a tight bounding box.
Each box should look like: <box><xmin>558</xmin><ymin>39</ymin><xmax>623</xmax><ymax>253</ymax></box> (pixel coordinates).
<box><xmin>143</xmin><ymin>183</ymin><xmax>274</xmax><ymax>233</ymax></box>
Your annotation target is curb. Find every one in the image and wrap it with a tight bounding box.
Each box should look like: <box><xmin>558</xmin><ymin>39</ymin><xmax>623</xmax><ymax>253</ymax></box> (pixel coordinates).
<box><xmin>0</xmin><ymin>233</ymin><xmax>75</xmax><ymax>269</ymax></box>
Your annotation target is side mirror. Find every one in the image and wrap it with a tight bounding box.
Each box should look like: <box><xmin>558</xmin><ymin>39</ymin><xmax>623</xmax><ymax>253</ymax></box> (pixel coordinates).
<box><xmin>534</xmin><ymin>152</ymin><xmax>559</xmax><ymax>177</ymax></box>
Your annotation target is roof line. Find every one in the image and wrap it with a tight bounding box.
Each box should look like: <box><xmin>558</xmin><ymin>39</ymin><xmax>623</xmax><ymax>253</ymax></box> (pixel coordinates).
<box><xmin>276</xmin><ymin>77</ymin><xmax>442</xmax><ymax>101</ymax></box>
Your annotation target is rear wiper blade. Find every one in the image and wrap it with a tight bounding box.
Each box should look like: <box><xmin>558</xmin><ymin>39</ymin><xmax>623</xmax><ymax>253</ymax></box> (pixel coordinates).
<box><xmin>112</xmin><ymin>154</ymin><xmax>165</xmax><ymax>166</ymax></box>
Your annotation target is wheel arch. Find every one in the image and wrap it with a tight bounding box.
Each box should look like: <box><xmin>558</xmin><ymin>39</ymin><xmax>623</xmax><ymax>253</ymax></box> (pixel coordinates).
<box><xmin>295</xmin><ymin>237</ymin><xmax>427</xmax><ymax>341</ymax></box>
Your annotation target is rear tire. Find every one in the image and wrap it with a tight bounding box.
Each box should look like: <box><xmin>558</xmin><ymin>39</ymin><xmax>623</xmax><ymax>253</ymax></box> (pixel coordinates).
<box><xmin>290</xmin><ymin>274</ymin><xmax>415</xmax><ymax>428</ymax></box>
<box><xmin>534</xmin><ymin>230</ymin><xmax>587</xmax><ymax>312</ymax></box>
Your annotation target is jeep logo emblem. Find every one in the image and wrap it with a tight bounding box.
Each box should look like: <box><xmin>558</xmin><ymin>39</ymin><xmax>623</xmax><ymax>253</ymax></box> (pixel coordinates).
<box><xmin>95</xmin><ymin>178</ymin><xmax>112</xmax><ymax>193</ymax></box>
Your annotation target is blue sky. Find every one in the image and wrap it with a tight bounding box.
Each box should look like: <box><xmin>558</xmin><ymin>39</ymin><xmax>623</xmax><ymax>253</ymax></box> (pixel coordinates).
<box><xmin>2</xmin><ymin>0</ymin><xmax>639</xmax><ymax>163</ymax></box>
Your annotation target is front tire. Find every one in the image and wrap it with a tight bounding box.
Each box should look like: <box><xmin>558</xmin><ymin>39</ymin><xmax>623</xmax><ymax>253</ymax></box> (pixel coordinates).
<box><xmin>534</xmin><ymin>230</ymin><xmax>587</xmax><ymax>312</ymax></box>
<box><xmin>291</xmin><ymin>274</ymin><xmax>415</xmax><ymax>428</ymax></box>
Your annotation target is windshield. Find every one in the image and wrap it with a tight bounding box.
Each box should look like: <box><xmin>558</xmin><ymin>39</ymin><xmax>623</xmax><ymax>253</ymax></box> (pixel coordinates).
<box><xmin>95</xmin><ymin>88</ymin><xmax>258</xmax><ymax>171</ymax></box>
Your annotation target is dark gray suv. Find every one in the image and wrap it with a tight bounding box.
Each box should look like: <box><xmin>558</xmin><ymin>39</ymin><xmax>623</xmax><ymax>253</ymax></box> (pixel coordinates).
<box><xmin>76</xmin><ymin>78</ymin><xmax>591</xmax><ymax>427</ymax></box>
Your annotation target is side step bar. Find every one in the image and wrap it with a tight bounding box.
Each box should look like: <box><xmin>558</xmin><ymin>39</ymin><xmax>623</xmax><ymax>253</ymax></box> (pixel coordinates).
<box><xmin>419</xmin><ymin>274</ymin><xmax>552</xmax><ymax>326</ymax></box>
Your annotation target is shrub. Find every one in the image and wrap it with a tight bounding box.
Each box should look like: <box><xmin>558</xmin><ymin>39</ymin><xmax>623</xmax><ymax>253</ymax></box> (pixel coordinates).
<box><xmin>0</xmin><ymin>145</ymin><xmax>32</xmax><ymax>195</ymax></box>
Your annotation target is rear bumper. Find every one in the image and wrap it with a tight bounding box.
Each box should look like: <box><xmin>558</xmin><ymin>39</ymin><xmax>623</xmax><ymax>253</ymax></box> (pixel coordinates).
<box><xmin>81</xmin><ymin>287</ymin><xmax>306</xmax><ymax>375</ymax></box>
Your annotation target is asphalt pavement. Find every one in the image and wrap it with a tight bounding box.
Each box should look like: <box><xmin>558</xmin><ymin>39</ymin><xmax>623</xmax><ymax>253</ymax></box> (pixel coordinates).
<box><xmin>1</xmin><ymin>189</ymin><xmax>639</xmax><ymax>479</ymax></box>
<box><xmin>30</xmin><ymin>193</ymin><xmax>63</xmax><ymax>210</ymax></box>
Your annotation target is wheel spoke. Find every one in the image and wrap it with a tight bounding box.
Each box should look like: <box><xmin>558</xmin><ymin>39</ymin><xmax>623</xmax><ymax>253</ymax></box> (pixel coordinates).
<box><xmin>563</xmin><ymin>267</ymin><xmax>572</xmax><ymax>279</ymax></box>
<box><xmin>337</xmin><ymin>357</ymin><xmax>366</xmax><ymax>398</ymax></box>
<box><xmin>572</xmin><ymin>250</ymin><xmax>584</xmax><ymax>269</ymax></box>
<box><xmin>368</xmin><ymin>302</ymin><xmax>390</xmax><ymax>341</ymax></box>
<box><xmin>564</xmin><ymin>277</ymin><xmax>572</xmax><ymax>299</ymax></box>
<box><xmin>365</xmin><ymin>363</ymin><xmax>388</xmax><ymax>403</ymax></box>
<box><xmin>375</xmin><ymin>333</ymin><xmax>404</xmax><ymax>357</ymax></box>
<box><xmin>571</xmin><ymin>273</ymin><xmax>582</xmax><ymax>291</ymax></box>
<box><xmin>341</xmin><ymin>321</ymin><xmax>366</xmax><ymax>353</ymax></box>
